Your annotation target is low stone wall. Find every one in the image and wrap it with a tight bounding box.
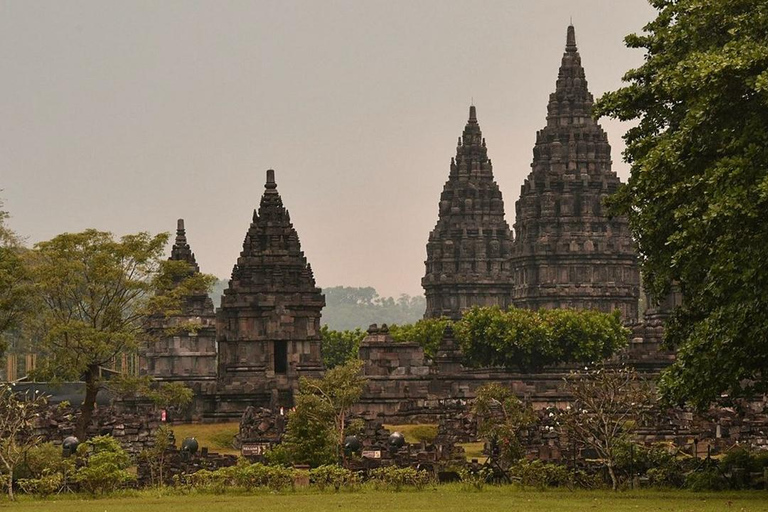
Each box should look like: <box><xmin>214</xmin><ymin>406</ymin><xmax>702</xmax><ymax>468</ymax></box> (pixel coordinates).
<box><xmin>434</xmin><ymin>397</ymin><xmax>768</xmax><ymax>463</ymax></box>
<box><xmin>34</xmin><ymin>403</ymin><xmax>164</xmax><ymax>456</ymax></box>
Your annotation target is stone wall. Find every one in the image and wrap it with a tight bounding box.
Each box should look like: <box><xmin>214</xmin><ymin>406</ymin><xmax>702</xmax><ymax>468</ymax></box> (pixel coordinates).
<box><xmin>353</xmin><ymin>323</ymin><xmax>674</xmax><ymax>421</ymax></box>
<box><xmin>34</xmin><ymin>403</ymin><xmax>163</xmax><ymax>457</ymax></box>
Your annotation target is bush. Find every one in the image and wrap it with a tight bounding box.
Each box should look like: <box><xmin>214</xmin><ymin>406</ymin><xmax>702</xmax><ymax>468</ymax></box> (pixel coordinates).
<box><xmin>369</xmin><ymin>466</ymin><xmax>431</xmax><ymax>491</ymax></box>
<box><xmin>614</xmin><ymin>441</ymin><xmax>686</xmax><ymax>488</ymax></box>
<box><xmin>23</xmin><ymin>443</ymin><xmax>72</xmax><ymax>478</ymax></box>
<box><xmin>458</xmin><ymin>466</ymin><xmax>493</xmax><ymax>491</ymax></box>
<box><xmin>17</xmin><ymin>473</ymin><xmax>64</xmax><ymax>497</ymax></box>
<box><xmin>309</xmin><ymin>465</ymin><xmax>359</xmax><ymax>491</ymax></box>
<box><xmin>409</xmin><ymin>425</ymin><xmax>438</xmax><ymax>444</ymax></box>
<box><xmin>74</xmin><ymin>435</ymin><xmax>135</xmax><ymax>495</ymax></box>
<box><xmin>685</xmin><ymin>468</ymin><xmax>727</xmax><ymax>491</ymax></box>
<box><xmin>510</xmin><ymin>460</ymin><xmax>571</xmax><ymax>489</ymax></box>
<box><xmin>223</xmin><ymin>460</ymin><xmax>295</xmax><ymax>491</ymax></box>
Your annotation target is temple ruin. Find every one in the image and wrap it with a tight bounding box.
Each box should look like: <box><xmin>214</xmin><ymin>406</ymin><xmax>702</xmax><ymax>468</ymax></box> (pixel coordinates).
<box><xmin>423</xmin><ymin>25</ymin><xmax>640</xmax><ymax>321</ymax></box>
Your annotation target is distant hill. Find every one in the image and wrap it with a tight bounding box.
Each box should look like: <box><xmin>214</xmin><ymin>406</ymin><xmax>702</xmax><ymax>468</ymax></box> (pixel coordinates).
<box><xmin>208</xmin><ymin>281</ymin><xmax>425</xmax><ymax>330</ymax></box>
<box><xmin>320</xmin><ymin>286</ymin><xmax>425</xmax><ymax>331</ymax></box>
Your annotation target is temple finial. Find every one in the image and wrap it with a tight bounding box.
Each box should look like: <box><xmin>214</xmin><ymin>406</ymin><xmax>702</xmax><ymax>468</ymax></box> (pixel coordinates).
<box><xmin>265</xmin><ymin>169</ymin><xmax>277</xmax><ymax>190</ymax></box>
<box><xmin>566</xmin><ymin>24</ymin><xmax>577</xmax><ymax>52</ymax></box>
<box><xmin>469</xmin><ymin>104</ymin><xmax>477</xmax><ymax>123</ymax></box>
<box><xmin>177</xmin><ymin>218</ymin><xmax>185</xmax><ymax>233</ymax></box>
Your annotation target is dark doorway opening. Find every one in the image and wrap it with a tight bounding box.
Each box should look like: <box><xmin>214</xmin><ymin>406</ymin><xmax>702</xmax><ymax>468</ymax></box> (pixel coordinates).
<box><xmin>274</xmin><ymin>341</ymin><xmax>288</xmax><ymax>374</ymax></box>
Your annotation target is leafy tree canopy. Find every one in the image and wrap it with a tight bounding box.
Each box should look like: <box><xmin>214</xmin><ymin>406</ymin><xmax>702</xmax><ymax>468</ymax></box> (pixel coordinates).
<box><xmin>472</xmin><ymin>383</ymin><xmax>534</xmax><ymax>467</ymax></box>
<box><xmin>389</xmin><ymin>317</ymin><xmax>451</xmax><ymax>358</ymax></box>
<box><xmin>25</xmin><ymin>229</ymin><xmax>215</xmax><ymax>438</ymax></box>
<box><xmin>281</xmin><ymin>359</ymin><xmax>366</xmax><ymax>465</ymax></box>
<box><xmin>0</xmin><ymin>201</ymin><xmax>33</xmax><ymax>358</ymax></box>
<box><xmin>319</xmin><ymin>325</ymin><xmax>365</xmax><ymax>369</ymax></box>
<box><xmin>456</xmin><ymin>307</ymin><xmax>629</xmax><ymax>372</ymax></box>
<box><xmin>596</xmin><ymin>0</ymin><xmax>768</xmax><ymax>407</ymax></box>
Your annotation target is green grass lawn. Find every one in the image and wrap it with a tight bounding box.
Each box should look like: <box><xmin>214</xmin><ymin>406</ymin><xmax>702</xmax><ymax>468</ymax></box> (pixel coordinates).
<box><xmin>170</xmin><ymin>422</ymin><xmax>240</xmax><ymax>456</ymax></box>
<box><xmin>4</xmin><ymin>487</ymin><xmax>768</xmax><ymax>512</ymax></box>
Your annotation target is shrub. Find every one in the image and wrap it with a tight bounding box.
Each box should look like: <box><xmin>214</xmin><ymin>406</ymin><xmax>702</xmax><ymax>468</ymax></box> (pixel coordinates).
<box><xmin>222</xmin><ymin>459</ymin><xmax>295</xmax><ymax>491</ymax></box>
<box><xmin>369</xmin><ymin>466</ymin><xmax>431</xmax><ymax>491</ymax></box>
<box><xmin>409</xmin><ymin>425</ymin><xmax>438</xmax><ymax>444</ymax></box>
<box><xmin>74</xmin><ymin>435</ymin><xmax>135</xmax><ymax>495</ymax></box>
<box><xmin>310</xmin><ymin>465</ymin><xmax>359</xmax><ymax>491</ymax></box>
<box><xmin>23</xmin><ymin>443</ymin><xmax>71</xmax><ymax>478</ymax></box>
<box><xmin>17</xmin><ymin>473</ymin><xmax>63</xmax><ymax>497</ymax></box>
<box><xmin>685</xmin><ymin>468</ymin><xmax>727</xmax><ymax>491</ymax></box>
<box><xmin>510</xmin><ymin>460</ymin><xmax>571</xmax><ymax>489</ymax></box>
<box><xmin>458</xmin><ymin>466</ymin><xmax>492</xmax><ymax>491</ymax></box>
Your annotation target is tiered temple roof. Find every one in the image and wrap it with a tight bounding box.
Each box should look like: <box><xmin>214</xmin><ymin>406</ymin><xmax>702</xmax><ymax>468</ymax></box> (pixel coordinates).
<box><xmin>422</xmin><ymin>106</ymin><xmax>515</xmax><ymax>319</ymax></box>
<box><xmin>508</xmin><ymin>25</ymin><xmax>639</xmax><ymax>320</ymax></box>
<box><xmin>215</xmin><ymin>169</ymin><xmax>324</xmax><ymax>412</ymax></box>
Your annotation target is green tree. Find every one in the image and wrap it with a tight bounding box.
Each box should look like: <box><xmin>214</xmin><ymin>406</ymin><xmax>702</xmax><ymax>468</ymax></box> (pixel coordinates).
<box><xmin>282</xmin><ymin>359</ymin><xmax>366</xmax><ymax>465</ymax></box>
<box><xmin>0</xmin><ymin>201</ymin><xmax>33</xmax><ymax>358</ymax></box>
<box><xmin>26</xmin><ymin>229</ymin><xmax>214</xmax><ymax>439</ymax></box>
<box><xmin>557</xmin><ymin>367</ymin><xmax>653</xmax><ymax>490</ymax></box>
<box><xmin>389</xmin><ymin>317</ymin><xmax>451</xmax><ymax>358</ymax></box>
<box><xmin>0</xmin><ymin>385</ymin><xmax>47</xmax><ymax>500</ymax></box>
<box><xmin>319</xmin><ymin>325</ymin><xmax>365</xmax><ymax>369</ymax></box>
<box><xmin>455</xmin><ymin>307</ymin><xmax>629</xmax><ymax>372</ymax></box>
<box><xmin>596</xmin><ymin>0</ymin><xmax>768</xmax><ymax>407</ymax></box>
<box><xmin>472</xmin><ymin>383</ymin><xmax>534</xmax><ymax>468</ymax></box>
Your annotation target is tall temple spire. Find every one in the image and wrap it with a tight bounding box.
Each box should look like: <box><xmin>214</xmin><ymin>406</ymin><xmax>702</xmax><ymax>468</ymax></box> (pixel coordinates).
<box><xmin>422</xmin><ymin>106</ymin><xmax>514</xmax><ymax>319</ymax></box>
<box><xmin>566</xmin><ymin>23</ymin><xmax>577</xmax><ymax>51</ymax></box>
<box><xmin>170</xmin><ymin>218</ymin><xmax>200</xmax><ymax>274</ymax></box>
<box><xmin>509</xmin><ymin>25</ymin><xmax>640</xmax><ymax>321</ymax></box>
<box><xmin>217</xmin><ymin>169</ymin><xmax>325</xmax><ymax>411</ymax></box>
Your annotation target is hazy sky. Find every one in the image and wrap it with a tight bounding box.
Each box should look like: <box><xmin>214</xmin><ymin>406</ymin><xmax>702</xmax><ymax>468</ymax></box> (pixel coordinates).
<box><xmin>1</xmin><ymin>1</ymin><xmax>656</xmax><ymax>298</ymax></box>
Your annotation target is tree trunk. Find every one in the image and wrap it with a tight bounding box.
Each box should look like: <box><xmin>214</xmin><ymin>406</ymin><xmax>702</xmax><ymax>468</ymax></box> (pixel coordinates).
<box><xmin>4</xmin><ymin>461</ymin><xmax>13</xmax><ymax>501</ymax></box>
<box><xmin>607</xmin><ymin>463</ymin><xmax>618</xmax><ymax>490</ymax></box>
<box><xmin>76</xmin><ymin>366</ymin><xmax>100</xmax><ymax>440</ymax></box>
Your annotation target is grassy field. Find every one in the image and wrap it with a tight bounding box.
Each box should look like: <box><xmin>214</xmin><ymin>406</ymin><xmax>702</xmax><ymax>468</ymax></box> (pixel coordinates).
<box><xmin>4</xmin><ymin>487</ymin><xmax>768</xmax><ymax>512</ymax></box>
<box><xmin>170</xmin><ymin>422</ymin><xmax>240</xmax><ymax>455</ymax></box>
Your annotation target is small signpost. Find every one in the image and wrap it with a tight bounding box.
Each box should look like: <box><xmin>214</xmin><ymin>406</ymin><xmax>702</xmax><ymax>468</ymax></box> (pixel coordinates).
<box><xmin>241</xmin><ymin>443</ymin><xmax>271</xmax><ymax>456</ymax></box>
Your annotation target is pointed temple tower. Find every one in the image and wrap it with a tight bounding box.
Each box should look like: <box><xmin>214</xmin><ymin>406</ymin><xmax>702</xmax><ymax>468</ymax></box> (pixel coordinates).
<box><xmin>142</xmin><ymin>219</ymin><xmax>217</xmax><ymax>395</ymax></box>
<box><xmin>509</xmin><ymin>25</ymin><xmax>640</xmax><ymax>320</ymax></box>
<box><xmin>422</xmin><ymin>106</ymin><xmax>515</xmax><ymax>319</ymax></box>
<box><xmin>214</xmin><ymin>169</ymin><xmax>325</xmax><ymax>416</ymax></box>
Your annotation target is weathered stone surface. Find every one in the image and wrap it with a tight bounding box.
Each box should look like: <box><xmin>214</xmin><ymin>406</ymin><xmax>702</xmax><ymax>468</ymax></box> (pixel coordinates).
<box><xmin>422</xmin><ymin>106</ymin><xmax>515</xmax><ymax>320</ymax></box>
<box><xmin>422</xmin><ymin>25</ymin><xmax>640</xmax><ymax>322</ymax></box>
<box><xmin>212</xmin><ymin>170</ymin><xmax>325</xmax><ymax>417</ymax></box>
<box><xmin>509</xmin><ymin>25</ymin><xmax>640</xmax><ymax>320</ymax></box>
<box><xmin>141</xmin><ymin>219</ymin><xmax>218</xmax><ymax>412</ymax></box>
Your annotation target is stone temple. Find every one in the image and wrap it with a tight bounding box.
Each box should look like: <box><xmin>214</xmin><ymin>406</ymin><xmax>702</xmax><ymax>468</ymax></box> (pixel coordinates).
<box><xmin>212</xmin><ymin>169</ymin><xmax>325</xmax><ymax>416</ymax></box>
<box><xmin>424</xmin><ymin>25</ymin><xmax>640</xmax><ymax>321</ymax></box>
<box><xmin>422</xmin><ymin>105</ymin><xmax>515</xmax><ymax>319</ymax></box>
<box><xmin>141</xmin><ymin>25</ymin><xmax>657</xmax><ymax>420</ymax></box>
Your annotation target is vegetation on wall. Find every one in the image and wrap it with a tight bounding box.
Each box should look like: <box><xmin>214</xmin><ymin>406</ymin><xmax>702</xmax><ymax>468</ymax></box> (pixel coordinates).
<box><xmin>456</xmin><ymin>307</ymin><xmax>630</xmax><ymax>372</ymax></box>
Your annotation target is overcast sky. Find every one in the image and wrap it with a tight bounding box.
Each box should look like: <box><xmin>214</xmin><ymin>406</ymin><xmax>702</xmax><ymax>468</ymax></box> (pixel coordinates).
<box><xmin>0</xmin><ymin>1</ymin><xmax>656</xmax><ymax>298</ymax></box>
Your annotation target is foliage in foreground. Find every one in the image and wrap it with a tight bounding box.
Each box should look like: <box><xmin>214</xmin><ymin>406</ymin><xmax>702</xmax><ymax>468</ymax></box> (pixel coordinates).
<box><xmin>472</xmin><ymin>383</ymin><xmax>534</xmax><ymax>467</ymax></box>
<box><xmin>0</xmin><ymin>386</ymin><xmax>48</xmax><ymax>500</ymax></box>
<box><xmin>279</xmin><ymin>359</ymin><xmax>366</xmax><ymax>466</ymax></box>
<box><xmin>557</xmin><ymin>366</ymin><xmax>654</xmax><ymax>490</ymax></box>
<box><xmin>25</xmin><ymin>229</ymin><xmax>216</xmax><ymax>439</ymax></box>
<box><xmin>596</xmin><ymin>0</ymin><xmax>768</xmax><ymax>408</ymax></box>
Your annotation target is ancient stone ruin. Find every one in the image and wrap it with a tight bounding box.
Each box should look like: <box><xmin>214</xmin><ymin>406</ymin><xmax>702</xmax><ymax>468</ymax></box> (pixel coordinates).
<box><xmin>141</xmin><ymin>219</ymin><xmax>218</xmax><ymax>399</ymax></box>
<box><xmin>422</xmin><ymin>105</ymin><xmax>515</xmax><ymax>320</ymax></box>
<box><xmin>212</xmin><ymin>169</ymin><xmax>325</xmax><ymax>416</ymax></box>
<box><xmin>424</xmin><ymin>25</ymin><xmax>640</xmax><ymax>321</ymax></box>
